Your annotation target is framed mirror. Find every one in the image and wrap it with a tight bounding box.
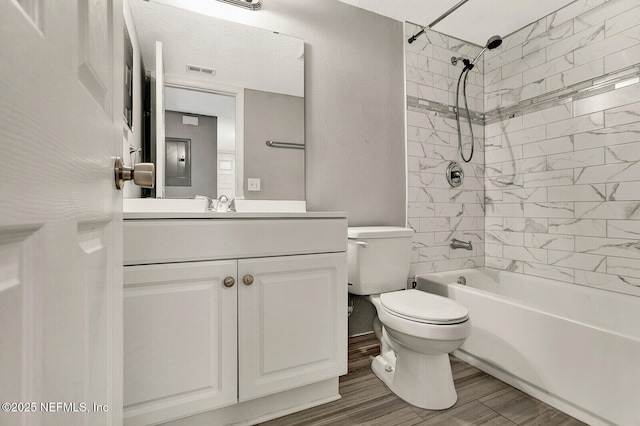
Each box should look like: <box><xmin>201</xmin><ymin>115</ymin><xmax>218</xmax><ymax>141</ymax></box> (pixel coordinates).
<box><xmin>126</xmin><ymin>0</ymin><xmax>305</xmax><ymax>200</ymax></box>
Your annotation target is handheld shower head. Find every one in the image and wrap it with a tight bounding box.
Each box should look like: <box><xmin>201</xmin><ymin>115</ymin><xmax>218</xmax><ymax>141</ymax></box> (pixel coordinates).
<box><xmin>486</xmin><ymin>35</ymin><xmax>502</xmax><ymax>50</ymax></box>
<box><xmin>466</xmin><ymin>35</ymin><xmax>503</xmax><ymax>69</ymax></box>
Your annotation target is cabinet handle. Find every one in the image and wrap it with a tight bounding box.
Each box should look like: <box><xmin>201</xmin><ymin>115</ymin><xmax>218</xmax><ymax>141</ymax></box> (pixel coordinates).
<box><xmin>243</xmin><ymin>275</ymin><xmax>254</xmax><ymax>286</ymax></box>
<box><xmin>223</xmin><ymin>277</ymin><xmax>235</xmax><ymax>287</ymax></box>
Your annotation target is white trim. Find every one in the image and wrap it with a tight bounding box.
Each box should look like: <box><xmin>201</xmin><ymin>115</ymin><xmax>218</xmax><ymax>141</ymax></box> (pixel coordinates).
<box><xmin>160</xmin><ymin>77</ymin><xmax>245</xmax><ymax>199</ymax></box>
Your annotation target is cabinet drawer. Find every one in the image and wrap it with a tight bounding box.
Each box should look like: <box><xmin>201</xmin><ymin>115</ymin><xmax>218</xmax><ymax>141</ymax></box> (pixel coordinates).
<box><xmin>124</xmin><ymin>218</ymin><xmax>347</xmax><ymax>265</ymax></box>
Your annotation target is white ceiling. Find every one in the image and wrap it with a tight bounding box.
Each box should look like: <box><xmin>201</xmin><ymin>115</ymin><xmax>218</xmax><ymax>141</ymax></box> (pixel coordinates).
<box><xmin>337</xmin><ymin>0</ymin><xmax>575</xmax><ymax>46</ymax></box>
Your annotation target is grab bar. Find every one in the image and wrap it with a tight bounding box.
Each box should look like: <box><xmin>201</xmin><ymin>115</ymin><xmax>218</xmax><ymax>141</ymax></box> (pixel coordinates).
<box><xmin>266</xmin><ymin>140</ymin><xmax>305</xmax><ymax>150</ymax></box>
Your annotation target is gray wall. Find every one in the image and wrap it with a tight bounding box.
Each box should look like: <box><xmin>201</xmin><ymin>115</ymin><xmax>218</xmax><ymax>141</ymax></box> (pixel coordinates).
<box><xmin>224</xmin><ymin>0</ymin><xmax>406</xmax><ymax>226</ymax></box>
<box><xmin>244</xmin><ymin>89</ymin><xmax>305</xmax><ymax>200</ymax></box>
<box><xmin>164</xmin><ymin>111</ymin><xmax>217</xmax><ymax>198</ymax></box>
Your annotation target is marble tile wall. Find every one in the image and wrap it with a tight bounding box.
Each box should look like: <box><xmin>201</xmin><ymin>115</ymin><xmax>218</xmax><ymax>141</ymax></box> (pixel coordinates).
<box><xmin>483</xmin><ymin>0</ymin><xmax>640</xmax><ymax>296</ymax></box>
<box><xmin>405</xmin><ymin>23</ymin><xmax>485</xmax><ymax>276</ymax></box>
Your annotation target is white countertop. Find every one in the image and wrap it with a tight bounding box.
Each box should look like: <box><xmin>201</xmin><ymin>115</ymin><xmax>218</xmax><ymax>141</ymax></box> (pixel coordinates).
<box><xmin>124</xmin><ymin>211</ymin><xmax>348</xmax><ymax>220</ymax></box>
<box><xmin>123</xmin><ymin>198</ymin><xmax>347</xmax><ymax>220</ymax></box>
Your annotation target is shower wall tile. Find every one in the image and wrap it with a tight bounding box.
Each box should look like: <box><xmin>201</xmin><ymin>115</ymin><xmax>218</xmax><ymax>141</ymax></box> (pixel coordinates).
<box><xmin>604</xmin><ymin>42</ymin><xmax>640</xmax><ymax>72</ymax></box>
<box><xmin>546</xmin><ymin>0</ymin><xmax>606</xmax><ymax>30</ymax></box>
<box><xmin>607</xmin><ymin>256</ymin><xmax>640</xmax><ymax>279</ymax></box>
<box><xmin>548</xmin><ymin>218</ymin><xmax>607</xmax><ymax>237</ymax></box>
<box><xmin>547</xmin><ymin>184</ymin><xmax>606</xmax><ymax>202</ymax></box>
<box><xmin>406</xmin><ymin>23</ymin><xmax>485</xmax><ymax>276</ymax></box>
<box><xmin>573</xmin><ymin>84</ymin><xmax>640</xmax><ymax>117</ymax></box>
<box><xmin>523</xmin><ymin>202</ymin><xmax>574</xmax><ymax>218</ymax></box>
<box><xmin>546</xmin><ymin>148</ymin><xmax>605</xmax><ymax>170</ymax></box>
<box><xmin>576</xmin><ymin>235</ymin><xmax>640</xmax><ymax>258</ymax></box>
<box><xmin>524</xmin><ymin>233</ymin><xmax>574</xmax><ymax>251</ymax></box>
<box><xmin>574</xmin><ymin>24</ymin><xmax>640</xmax><ymax>66</ymax></box>
<box><xmin>605</xmin><ymin>4</ymin><xmax>640</xmax><ymax>36</ymax></box>
<box><xmin>501</xmin><ymin>50</ymin><xmax>546</xmax><ymax>80</ymax></box>
<box><xmin>545</xmin><ymin>59</ymin><xmax>605</xmax><ymax>92</ymax></box>
<box><xmin>522</xmin><ymin>104</ymin><xmax>572</xmax><ymax>129</ymax></box>
<box><xmin>574</xmin><ymin>0</ymin><xmax>638</xmax><ymax>32</ymax></box>
<box><xmin>575</xmin><ymin>270</ymin><xmax>640</xmax><ymax>292</ymax></box>
<box><xmin>545</xmin><ymin>112</ymin><xmax>604</xmax><ymax>139</ymax></box>
<box><xmin>523</xmin><ymin>21</ymin><xmax>574</xmax><ymax>58</ymax></box>
<box><xmin>575</xmin><ymin>201</ymin><xmax>640</xmax><ymax>220</ymax></box>
<box><xmin>523</xmin><ymin>136</ymin><xmax>574</xmax><ymax>158</ymax></box>
<box><xmin>573</xmin><ymin>122</ymin><xmax>640</xmax><ymax>150</ymax></box>
<box><xmin>406</xmin><ymin>1</ymin><xmax>640</xmax><ymax>296</ymax></box>
<box><xmin>547</xmin><ymin>250</ymin><xmax>606</xmax><ymax>271</ymax></box>
<box><xmin>606</xmin><ymin>141</ymin><xmax>640</xmax><ymax>164</ymax></box>
<box><xmin>605</xmin><ymin>101</ymin><xmax>640</xmax><ymax>128</ymax></box>
<box><xmin>544</xmin><ymin>24</ymin><xmax>604</xmax><ymax>62</ymax></box>
<box><xmin>523</xmin><ymin>170</ymin><xmax>574</xmax><ymax>188</ymax></box>
<box><xmin>482</xmin><ymin>0</ymin><xmax>640</xmax><ymax>297</ymax></box>
<box><xmin>607</xmin><ymin>220</ymin><xmax>640</xmax><ymax>239</ymax></box>
<box><xmin>523</xmin><ymin>262</ymin><xmax>575</xmax><ymax>283</ymax></box>
<box><xmin>607</xmin><ymin>182</ymin><xmax>640</xmax><ymax>201</ymax></box>
<box><xmin>574</xmin><ymin>162</ymin><xmax>640</xmax><ymax>185</ymax></box>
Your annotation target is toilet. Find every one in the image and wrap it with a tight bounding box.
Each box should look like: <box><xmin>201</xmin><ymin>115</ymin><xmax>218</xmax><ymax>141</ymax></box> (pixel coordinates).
<box><xmin>347</xmin><ymin>226</ymin><xmax>471</xmax><ymax>410</ymax></box>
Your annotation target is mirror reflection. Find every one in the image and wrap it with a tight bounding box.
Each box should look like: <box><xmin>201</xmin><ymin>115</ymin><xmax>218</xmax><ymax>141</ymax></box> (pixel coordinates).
<box><xmin>126</xmin><ymin>0</ymin><xmax>305</xmax><ymax>200</ymax></box>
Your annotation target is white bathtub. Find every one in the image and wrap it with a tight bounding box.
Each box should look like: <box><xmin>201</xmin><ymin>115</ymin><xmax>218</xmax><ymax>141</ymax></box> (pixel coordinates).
<box><xmin>415</xmin><ymin>267</ymin><xmax>640</xmax><ymax>426</ymax></box>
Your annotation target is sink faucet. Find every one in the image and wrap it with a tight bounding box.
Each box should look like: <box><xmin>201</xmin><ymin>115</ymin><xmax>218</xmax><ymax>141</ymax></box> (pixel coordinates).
<box><xmin>216</xmin><ymin>194</ymin><xmax>229</xmax><ymax>212</ymax></box>
<box><xmin>450</xmin><ymin>238</ymin><xmax>473</xmax><ymax>250</ymax></box>
<box><xmin>195</xmin><ymin>195</ymin><xmax>214</xmax><ymax>211</ymax></box>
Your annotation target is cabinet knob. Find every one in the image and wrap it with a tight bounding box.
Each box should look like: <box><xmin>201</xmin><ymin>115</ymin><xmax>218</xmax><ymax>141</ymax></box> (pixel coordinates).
<box><xmin>243</xmin><ymin>275</ymin><xmax>254</xmax><ymax>286</ymax></box>
<box><xmin>223</xmin><ymin>277</ymin><xmax>235</xmax><ymax>287</ymax></box>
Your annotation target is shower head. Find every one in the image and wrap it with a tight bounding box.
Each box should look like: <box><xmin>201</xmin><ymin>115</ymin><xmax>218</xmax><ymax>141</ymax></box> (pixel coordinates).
<box><xmin>466</xmin><ymin>35</ymin><xmax>503</xmax><ymax>70</ymax></box>
<box><xmin>486</xmin><ymin>35</ymin><xmax>502</xmax><ymax>50</ymax></box>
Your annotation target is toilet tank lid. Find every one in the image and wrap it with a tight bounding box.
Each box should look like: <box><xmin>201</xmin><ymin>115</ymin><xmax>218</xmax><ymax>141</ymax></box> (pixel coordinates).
<box><xmin>348</xmin><ymin>226</ymin><xmax>414</xmax><ymax>239</ymax></box>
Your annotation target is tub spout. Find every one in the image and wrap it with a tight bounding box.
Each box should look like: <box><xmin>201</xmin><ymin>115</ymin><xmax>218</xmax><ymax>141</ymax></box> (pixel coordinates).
<box><xmin>450</xmin><ymin>238</ymin><xmax>472</xmax><ymax>250</ymax></box>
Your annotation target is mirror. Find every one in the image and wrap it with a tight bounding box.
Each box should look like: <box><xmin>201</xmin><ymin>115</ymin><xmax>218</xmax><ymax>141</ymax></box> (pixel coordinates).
<box><xmin>127</xmin><ymin>0</ymin><xmax>305</xmax><ymax>200</ymax></box>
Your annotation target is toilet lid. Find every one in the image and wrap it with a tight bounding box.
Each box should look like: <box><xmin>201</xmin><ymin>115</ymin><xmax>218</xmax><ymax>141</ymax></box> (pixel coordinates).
<box><xmin>380</xmin><ymin>289</ymin><xmax>469</xmax><ymax>325</ymax></box>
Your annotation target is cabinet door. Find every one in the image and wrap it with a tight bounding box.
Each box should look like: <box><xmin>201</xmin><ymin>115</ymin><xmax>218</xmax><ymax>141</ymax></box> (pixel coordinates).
<box><xmin>123</xmin><ymin>261</ymin><xmax>237</xmax><ymax>425</ymax></box>
<box><xmin>238</xmin><ymin>253</ymin><xmax>347</xmax><ymax>401</ymax></box>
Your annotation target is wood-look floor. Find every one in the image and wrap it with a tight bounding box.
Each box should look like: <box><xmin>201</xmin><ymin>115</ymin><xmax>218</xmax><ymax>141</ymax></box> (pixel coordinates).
<box><xmin>260</xmin><ymin>333</ymin><xmax>587</xmax><ymax>426</ymax></box>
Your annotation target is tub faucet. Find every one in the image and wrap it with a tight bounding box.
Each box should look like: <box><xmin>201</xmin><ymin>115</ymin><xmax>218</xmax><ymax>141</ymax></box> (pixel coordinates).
<box><xmin>450</xmin><ymin>238</ymin><xmax>473</xmax><ymax>250</ymax></box>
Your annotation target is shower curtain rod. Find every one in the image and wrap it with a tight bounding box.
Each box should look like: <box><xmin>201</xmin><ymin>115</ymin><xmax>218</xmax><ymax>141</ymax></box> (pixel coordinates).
<box><xmin>407</xmin><ymin>0</ymin><xmax>469</xmax><ymax>43</ymax></box>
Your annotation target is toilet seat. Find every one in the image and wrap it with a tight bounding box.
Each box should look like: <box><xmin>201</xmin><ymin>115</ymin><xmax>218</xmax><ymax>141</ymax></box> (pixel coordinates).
<box><xmin>380</xmin><ymin>289</ymin><xmax>469</xmax><ymax>325</ymax></box>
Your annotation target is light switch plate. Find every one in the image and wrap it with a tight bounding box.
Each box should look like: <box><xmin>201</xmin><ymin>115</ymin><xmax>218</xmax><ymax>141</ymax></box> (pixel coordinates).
<box><xmin>247</xmin><ymin>178</ymin><xmax>261</xmax><ymax>191</ymax></box>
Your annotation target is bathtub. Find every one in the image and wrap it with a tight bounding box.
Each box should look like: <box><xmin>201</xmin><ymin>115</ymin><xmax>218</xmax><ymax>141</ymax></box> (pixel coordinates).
<box><xmin>415</xmin><ymin>267</ymin><xmax>640</xmax><ymax>426</ymax></box>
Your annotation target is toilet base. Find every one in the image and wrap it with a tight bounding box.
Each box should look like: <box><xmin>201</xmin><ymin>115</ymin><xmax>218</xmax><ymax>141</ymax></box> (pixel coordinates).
<box><xmin>371</xmin><ymin>344</ymin><xmax>458</xmax><ymax>410</ymax></box>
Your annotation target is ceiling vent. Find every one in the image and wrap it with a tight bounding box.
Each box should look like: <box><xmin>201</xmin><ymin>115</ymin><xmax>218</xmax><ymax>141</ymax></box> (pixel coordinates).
<box><xmin>186</xmin><ymin>64</ymin><xmax>216</xmax><ymax>76</ymax></box>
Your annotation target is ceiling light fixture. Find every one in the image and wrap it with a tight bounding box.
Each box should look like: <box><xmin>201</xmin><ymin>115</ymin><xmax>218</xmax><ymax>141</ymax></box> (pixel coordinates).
<box><xmin>215</xmin><ymin>0</ymin><xmax>261</xmax><ymax>10</ymax></box>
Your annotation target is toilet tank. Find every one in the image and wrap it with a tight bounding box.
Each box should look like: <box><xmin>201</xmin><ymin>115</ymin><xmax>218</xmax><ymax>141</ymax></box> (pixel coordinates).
<box><xmin>347</xmin><ymin>226</ymin><xmax>414</xmax><ymax>295</ymax></box>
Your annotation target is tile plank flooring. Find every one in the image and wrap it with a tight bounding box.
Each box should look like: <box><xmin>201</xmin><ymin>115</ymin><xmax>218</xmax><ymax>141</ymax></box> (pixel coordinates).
<box><xmin>260</xmin><ymin>333</ymin><xmax>587</xmax><ymax>426</ymax></box>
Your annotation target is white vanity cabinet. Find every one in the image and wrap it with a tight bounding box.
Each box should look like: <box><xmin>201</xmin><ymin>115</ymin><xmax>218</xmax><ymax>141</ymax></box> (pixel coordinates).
<box><xmin>122</xmin><ymin>214</ymin><xmax>347</xmax><ymax>426</ymax></box>
<box><xmin>123</xmin><ymin>261</ymin><xmax>238</xmax><ymax>423</ymax></box>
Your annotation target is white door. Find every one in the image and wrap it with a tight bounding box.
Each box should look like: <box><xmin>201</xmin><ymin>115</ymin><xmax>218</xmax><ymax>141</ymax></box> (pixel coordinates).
<box><xmin>154</xmin><ymin>40</ymin><xmax>166</xmax><ymax>198</ymax></box>
<box><xmin>0</xmin><ymin>2</ymin><xmax>124</xmax><ymax>425</ymax></box>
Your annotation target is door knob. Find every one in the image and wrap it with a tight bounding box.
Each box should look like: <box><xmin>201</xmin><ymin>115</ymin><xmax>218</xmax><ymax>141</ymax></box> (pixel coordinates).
<box><xmin>243</xmin><ymin>275</ymin><xmax>254</xmax><ymax>285</ymax></box>
<box><xmin>223</xmin><ymin>277</ymin><xmax>235</xmax><ymax>287</ymax></box>
<box><xmin>114</xmin><ymin>157</ymin><xmax>155</xmax><ymax>189</ymax></box>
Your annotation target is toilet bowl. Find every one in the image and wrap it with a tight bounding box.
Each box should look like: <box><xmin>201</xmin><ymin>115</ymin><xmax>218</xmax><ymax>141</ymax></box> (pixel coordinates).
<box><xmin>347</xmin><ymin>226</ymin><xmax>471</xmax><ymax>410</ymax></box>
